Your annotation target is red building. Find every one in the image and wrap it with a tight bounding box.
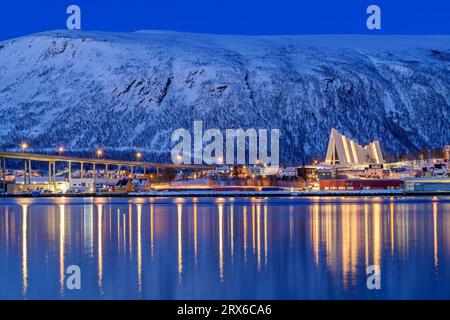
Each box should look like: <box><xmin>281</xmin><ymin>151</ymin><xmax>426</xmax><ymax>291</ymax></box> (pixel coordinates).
<box><xmin>319</xmin><ymin>179</ymin><xmax>403</xmax><ymax>191</ymax></box>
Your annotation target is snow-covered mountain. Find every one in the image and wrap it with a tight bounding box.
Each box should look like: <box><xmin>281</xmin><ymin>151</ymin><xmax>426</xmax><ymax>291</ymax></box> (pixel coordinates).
<box><xmin>0</xmin><ymin>30</ymin><xmax>449</xmax><ymax>164</ymax></box>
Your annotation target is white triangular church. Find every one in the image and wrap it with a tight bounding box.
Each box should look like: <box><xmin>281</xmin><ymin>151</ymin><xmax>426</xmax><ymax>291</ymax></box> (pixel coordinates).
<box><xmin>325</xmin><ymin>128</ymin><xmax>383</xmax><ymax>166</ymax></box>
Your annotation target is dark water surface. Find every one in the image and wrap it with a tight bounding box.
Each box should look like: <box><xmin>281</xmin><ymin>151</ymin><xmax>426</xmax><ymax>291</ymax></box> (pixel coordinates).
<box><xmin>0</xmin><ymin>196</ymin><xmax>449</xmax><ymax>300</ymax></box>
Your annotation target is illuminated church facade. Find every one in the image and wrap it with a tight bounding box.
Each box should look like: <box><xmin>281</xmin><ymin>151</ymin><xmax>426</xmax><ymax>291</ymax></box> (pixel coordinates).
<box><xmin>325</xmin><ymin>128</ymin><xmax>384</xmax><ymax>166</ymax></box>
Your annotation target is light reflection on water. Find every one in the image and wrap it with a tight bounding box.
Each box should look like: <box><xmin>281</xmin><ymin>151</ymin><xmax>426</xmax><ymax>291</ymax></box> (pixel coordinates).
<box><xmin>0</xmin><ymin>196</ymin><xmax>449</xmax><ymax>300</ymax></box>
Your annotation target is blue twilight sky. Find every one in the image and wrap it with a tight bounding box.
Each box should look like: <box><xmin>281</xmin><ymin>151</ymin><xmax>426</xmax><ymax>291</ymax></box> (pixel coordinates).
<box><xmin>0</xmin><ymin>0</ymin><xmax>449</xmax><ymax>40</ymax></box>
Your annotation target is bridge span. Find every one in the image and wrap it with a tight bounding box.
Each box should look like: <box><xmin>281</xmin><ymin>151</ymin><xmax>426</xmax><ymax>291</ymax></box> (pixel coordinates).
<box><xmin>0</xmin><ymin>151</ymin><xmax>212</xmax><ymax>192</ymax></box>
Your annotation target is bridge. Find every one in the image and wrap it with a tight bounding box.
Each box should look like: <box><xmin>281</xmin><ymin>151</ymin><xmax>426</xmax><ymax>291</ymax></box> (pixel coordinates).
<box><xmin>0</xmin><ymin>151</ymin><xmax>213</xmax><ymax>192</ymax></box>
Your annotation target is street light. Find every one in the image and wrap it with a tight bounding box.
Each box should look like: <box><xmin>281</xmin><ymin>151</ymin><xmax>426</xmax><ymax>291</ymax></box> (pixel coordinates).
<box><xmin>20</xmin><ymin>142</ymin><xmax>28</xmax><ymax>151</ymax></box>
<box><xmin>58</xmin><ymin>146</ymin><xmax>65</xmax><ymax>154</ymax></box>
<box><xmin>136</xmin><ymin>152</ymin><xmax>142</xmax><ymax>161</ymax></box>
<box><xmin>96</xmin><ymin>149</ymin><xmax>103</xmax><ymax>158</ymax></box>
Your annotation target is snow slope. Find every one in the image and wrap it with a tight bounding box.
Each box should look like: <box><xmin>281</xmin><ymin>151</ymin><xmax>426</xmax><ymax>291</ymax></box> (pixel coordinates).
<box><xmin>0</xmin><ymin>30</ymin><xmax>449</xmax><ymax>163</ymax></box>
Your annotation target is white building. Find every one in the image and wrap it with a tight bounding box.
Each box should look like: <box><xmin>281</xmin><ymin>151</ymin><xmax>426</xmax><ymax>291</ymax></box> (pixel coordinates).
<box><xmin>248</xmin><ymin>165</ymin><xmax>263</xmax><ymax>176</ymax></box>
<box><xmin>69</xmin><ymin>178</ymin><xmax>95</xmax><ymax>193</ymax></box>
<box><xmin>69</xmin><ymin>178</ymin><xmax>120</xmax><ymax>193</ymax></box>
<box><xmin>324</xmin><ymin>128</ymin><xmax>384</xmax><ymax>166</ymax></box>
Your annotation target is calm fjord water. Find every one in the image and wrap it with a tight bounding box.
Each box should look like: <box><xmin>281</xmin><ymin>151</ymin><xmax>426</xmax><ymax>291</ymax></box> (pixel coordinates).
<box><xmin>0</xmin><ymin>196</ymin><xmax>449</xmax><ymax>300</ymax></box>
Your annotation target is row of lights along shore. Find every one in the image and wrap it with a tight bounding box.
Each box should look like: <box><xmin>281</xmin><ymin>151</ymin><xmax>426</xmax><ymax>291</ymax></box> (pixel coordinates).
<box><xmin>19</xmin><ymin>142</ymin><xmax>144</xmax><ymax>161</ymax></box>
<box><xmin>19</xmin><ymin>144</ymin><xmax>281</xmax><ymax>166</ymax></box>
<box><xmin>19</xmin><ymin>144</ymin><xmax>272</xmax><ymax>166</ymax></box>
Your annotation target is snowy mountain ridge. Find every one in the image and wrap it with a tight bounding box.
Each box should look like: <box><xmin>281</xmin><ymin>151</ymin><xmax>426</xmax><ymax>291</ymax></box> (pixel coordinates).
<box><xmin>0</xmin><ymin>30</ymin><xmax>449</xmax><ymax>163</ymax></box>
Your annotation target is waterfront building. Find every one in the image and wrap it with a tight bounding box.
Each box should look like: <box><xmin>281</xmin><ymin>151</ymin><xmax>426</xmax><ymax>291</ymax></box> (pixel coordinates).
<box><xmin>69</xmin><ymin>178</ymin><xmax>95</xmax><ymax>193</ymax></box>
<box><xmin>248</xmin><ymin>165</ymin><xmax>263</xmax><ymax>176</ymax></box>
<box><xmin>280</xmin><ymin>167</ymin><xmax>297</xmax><ymax>178</ymax></box>
<box><xmin>319</xmin><ymin>179</ymin><xmax>402</xmax><ymax>191</ymax></box>
<box><xmin>217</xmin><ymin>165</ymin><xmax>231</xmax><ymax>175</ymax></box>
<box><xmin>421</xmin><ymin>163</ymin><xmax>449</xmax><ymax>177</ymax></box>
<box><xmin>402</xmin><ymin>177</ymin><xmax>450</xmax><ymax>190</ymax></box>
<box><xmin>7</xmin><ymin>181</ymin><xmax>69</xmax><ymax>194</ymax></box>
<box><xmin>316</xmin><ymin>168</ymin><xmax>333</xmax><ymax>180</ymax></box>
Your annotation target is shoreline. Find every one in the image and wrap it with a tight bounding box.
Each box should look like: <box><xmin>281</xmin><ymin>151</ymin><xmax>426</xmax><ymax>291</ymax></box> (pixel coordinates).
<box><xmin>1</xmin><ymin>190</ymin><xmax>450</xmax><ymax>198</ymax></box>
